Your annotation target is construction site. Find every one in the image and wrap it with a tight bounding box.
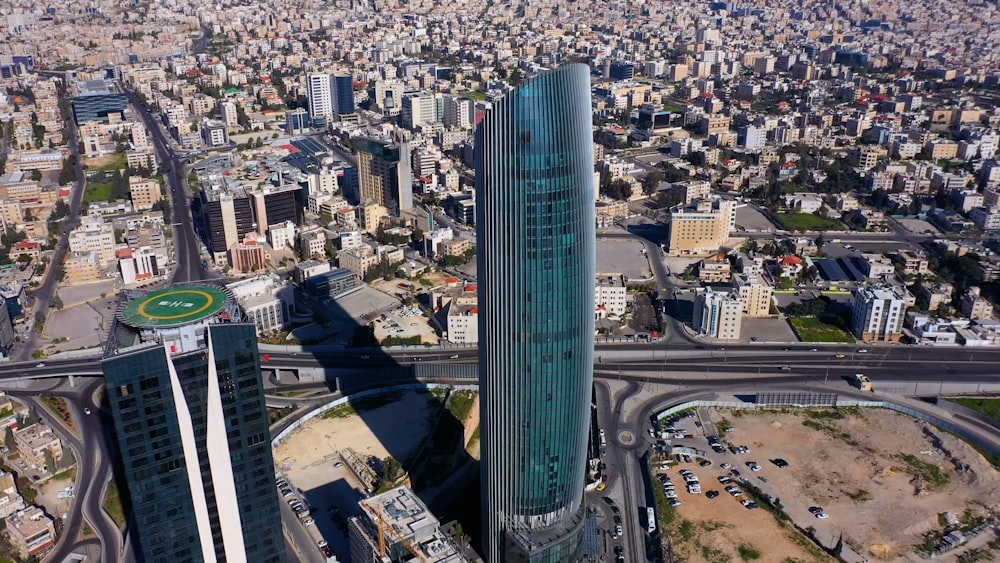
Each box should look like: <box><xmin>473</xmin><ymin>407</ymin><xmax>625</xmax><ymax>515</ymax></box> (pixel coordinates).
<box><xmin>348</xmin><ymin>486</ymin><xmax>470</xmax><ymax>562</ymax></box>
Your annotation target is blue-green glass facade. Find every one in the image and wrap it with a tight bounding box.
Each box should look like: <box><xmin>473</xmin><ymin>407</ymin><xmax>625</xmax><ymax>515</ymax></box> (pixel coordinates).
<box><xmin>476</xmin><ymin>64</ymin><xmax>595</xmax><ymax>563</ymax></box>
<box><xmin>102</xmin><ymin>324</ymin><xmax>284</xmax><ymax>563</ymax></box>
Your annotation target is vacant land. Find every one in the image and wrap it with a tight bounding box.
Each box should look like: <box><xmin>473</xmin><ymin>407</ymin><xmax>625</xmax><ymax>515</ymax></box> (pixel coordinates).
<box><xmin>84</xmin><ymin>152</ymin><xmax>126</xmax><ymax>171</ymax></box>
<box><xmin>775</xmin><ymin>213</ymin><xmax>846</xmax><ymax>232</ymax></box>
<box><xmin>788</xmin><ymin>316</ymin><xmax>856</xmax><ymax>343</ymax></box>
<box><xmin>707</xmin><ymin>408</ymin><xmax>1000</xmax><ymax>561</ymax></box>
<box><xmin>658</xmin><ymin>459</ymin><xmax>831</xmax><ymax>563</ymax></box>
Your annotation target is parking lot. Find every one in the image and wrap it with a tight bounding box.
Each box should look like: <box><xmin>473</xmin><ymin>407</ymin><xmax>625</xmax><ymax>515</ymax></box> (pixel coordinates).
<box><xmin>596</xmin><ymin>239</ymin><xmax>653</xmax><ymax>279</ymax></box>
<box><xmin>652</xmin><ymin>406</ymin><xmax>1000</xmax><ymax>561</ymax></box>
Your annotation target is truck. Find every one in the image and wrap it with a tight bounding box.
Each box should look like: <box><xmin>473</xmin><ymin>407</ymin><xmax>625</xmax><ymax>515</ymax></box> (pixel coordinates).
<box><xmin>647</xmin><ymin>507</ymin><xmax>656</xmax><ymax>534</ymax></box>
<box><xmin>851</xmin><ymin>373</ymin><xmax>873</xmax><ymax>392</ymax></box>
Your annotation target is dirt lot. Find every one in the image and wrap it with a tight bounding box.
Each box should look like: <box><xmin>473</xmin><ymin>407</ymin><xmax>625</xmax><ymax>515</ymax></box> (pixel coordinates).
<box><xmin>700</xmin><ymin>408</ymin><xmax>1000</xmax><ymax>561</ymax></box>
<box><xmin>661</xmin><ymin>460</ymin><xmax>832</xmax><ymax>563</ymax></box>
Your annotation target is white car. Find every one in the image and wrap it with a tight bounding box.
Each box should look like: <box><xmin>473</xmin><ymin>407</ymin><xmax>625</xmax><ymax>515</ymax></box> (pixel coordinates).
<box><xmin>815</xmin><ymin>512</ymin><xmax>829</xmax><ymax>519</ymax></box>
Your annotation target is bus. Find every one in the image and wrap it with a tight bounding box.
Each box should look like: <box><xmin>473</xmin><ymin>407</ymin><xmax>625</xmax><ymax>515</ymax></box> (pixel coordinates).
<box><xmin>647</xmin><ymin>507</ymin><xmax>656</xmax><ymax>534</ymax></box>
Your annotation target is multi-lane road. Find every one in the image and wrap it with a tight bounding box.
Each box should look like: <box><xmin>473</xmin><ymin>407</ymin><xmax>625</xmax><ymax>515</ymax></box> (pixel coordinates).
<box><xmin>120</xmin><ymin>89</ymin><xmax>207</xmax><ymax>283</ymax></box>
<box><xmin>4</xmin><ymin>341</ymin><xmax>1000</xmax><ymax>562</ymax></box>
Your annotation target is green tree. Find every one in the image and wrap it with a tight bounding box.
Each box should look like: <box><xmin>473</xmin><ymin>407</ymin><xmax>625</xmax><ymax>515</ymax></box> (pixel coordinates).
<box><xmin>29</xmin><ymin>169</ymin><xmax>41</xmax><ymax>181</ymax></box>
<box><xmin>641</xmin><ymin>169</ymin><xmax>665</xmax><ymax>195</ymax></box>
<box><xmin>50</xmin><ymin>200</ymin><xmax>70</xmax><ymax>222</ymax></box>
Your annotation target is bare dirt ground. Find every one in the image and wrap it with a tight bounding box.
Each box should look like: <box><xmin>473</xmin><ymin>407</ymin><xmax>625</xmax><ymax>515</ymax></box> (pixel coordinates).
<box><xmin>662</xmin><ymin>461</ymin><xmax>831</xmax><ymax>563</ymax></box>
<box><xmin>709</xmin><ymin>408</ymin><xmax>1000</xmax><ymax>561</ymax></box>
<box><xmin>273</xmin><ymin>390</ymin><xmax>438</xmax><ymax>474</ymax></box>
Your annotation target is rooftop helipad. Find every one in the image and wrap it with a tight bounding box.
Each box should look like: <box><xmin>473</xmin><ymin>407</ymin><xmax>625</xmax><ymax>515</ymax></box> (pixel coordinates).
<box><xmin>119</xmin><ymin>285</ymin><xmax>229</xmax><ymax>329</ymax></box>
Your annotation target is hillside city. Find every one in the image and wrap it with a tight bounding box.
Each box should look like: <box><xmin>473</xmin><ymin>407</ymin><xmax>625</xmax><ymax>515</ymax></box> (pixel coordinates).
<box><xmin>0</xmin><ymin>0</ymin><xmax>996</xmax><ymax>561</ymax></box>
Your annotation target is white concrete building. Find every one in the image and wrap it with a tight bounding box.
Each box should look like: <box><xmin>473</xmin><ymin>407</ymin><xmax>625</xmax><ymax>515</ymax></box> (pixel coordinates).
<box><xmin>226</xmin><ymin>274</ymin><xmax>294</xmax><ymax>336</ymax></box>
<box><xmin>693</xmin><ymin>289</ymin><xmax>743</xmax><ymax>340</ymax></box>
<box><xmin>595</xmin><ymin>274</ymin><xmax>628</xmax><ymax>319</ymax></box>
<box><xmin>851</xmin><ymin>285</ymin><xmax>906</xmax><ymax>342</ymax></box>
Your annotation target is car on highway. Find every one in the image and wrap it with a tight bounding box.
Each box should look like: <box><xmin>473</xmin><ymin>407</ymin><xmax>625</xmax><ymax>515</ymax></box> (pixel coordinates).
<box><xmin>35</xmin><ymin>363</ymin><xmax>45</xmax><ymax>368</ymax></box>
<box><xmin>835</xmin><ymin>353</ymin><xmax>845</xmax><ymax>358</ymax></box>
<box><xmin>360</xmin><ymin>355</ymin><xmax>370</xmax><ymax>360</ymax></box>
<box><xmin>449</xmin><ymin>354</ymin><xmax>460</xmax><ymax>359</ymax></box>
<box><xmin>857</xmin><ymin>349</ymin><xmax>868</xmax><ymax>353</ymax></box>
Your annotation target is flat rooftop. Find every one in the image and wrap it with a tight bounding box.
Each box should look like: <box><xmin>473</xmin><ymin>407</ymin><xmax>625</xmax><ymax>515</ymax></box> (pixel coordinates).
<box><xmin>118</xmin><ymin>285</ymin><xmax>230</xmax><ymax>329</ymax></box>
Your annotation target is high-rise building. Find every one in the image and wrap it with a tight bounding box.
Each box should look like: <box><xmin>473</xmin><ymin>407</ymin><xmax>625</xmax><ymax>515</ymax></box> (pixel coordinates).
<box><xmin>693</xmin><ymin>289</ymin><xmax>743</xmax><ymax>340</ymax></box>
<box><xmin>220</xmin><ymin>101</ymin><xmax>239</xmax><ymax>129</ymax></box>
<box><xmin>332</xmin><ymin>74</ymin><xmax>355</xmax><ymax>116</ymax></box>
<box><xmin>851</xmin><ymin>285</ymin><xmax>906</xmax><ymax>342</ymax></box>
<box><xmin>102</xmin><ymin>285</ymin><xmax>284</xmax><ymax>563</ymax></box>
<box><xmin>248</xmin><ymin>184</ymin><xmax>303</xmax><ymax>236</ymax></box>
<box><xmin>306</xmin><ymin>73</ymin><xmax>332</xmax><ymax>123</ymax></box>
<box><xmin>356</xmin><ymin>137</ymin><xmax>412</xmax><ymax>215</ymax></box>
<box><xmin>200</xmin><ymin>186</ymin><xmax>255</xmax><ymax>262</ymax></box>
<box><xmin>476</xmin><ymin>64</ymin><xmax>595</xmax><ymax>563</ymax></box>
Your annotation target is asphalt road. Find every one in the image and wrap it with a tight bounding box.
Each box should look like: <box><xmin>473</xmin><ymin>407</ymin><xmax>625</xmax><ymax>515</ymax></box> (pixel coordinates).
<box><xmin>120</xmin><ymin>89</ymin><xmax>206</xmax><ymax>283</ymax></box>
<box><xmin>8</xmin><ymin>378</ymin><xmax>121</xmax><ymax>563</ymax></box>
<box><xmin>15</xmin><ymin>95</ymin><xmax>88</xmax><ymax>361</ymax></box>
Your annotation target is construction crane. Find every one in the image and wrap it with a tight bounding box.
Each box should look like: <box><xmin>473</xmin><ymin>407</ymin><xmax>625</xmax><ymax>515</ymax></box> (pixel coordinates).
<box><xmin>377</xmin><ymin>504</ymin><xmax>429</xmax><ymax>563</ymax></box>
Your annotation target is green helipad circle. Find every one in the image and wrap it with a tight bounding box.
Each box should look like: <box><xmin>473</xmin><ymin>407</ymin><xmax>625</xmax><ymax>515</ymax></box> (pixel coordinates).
<box><xmin>120</xmin><ymin>285</ymin><xmax>229</xmax><ymax>328</ymax></box>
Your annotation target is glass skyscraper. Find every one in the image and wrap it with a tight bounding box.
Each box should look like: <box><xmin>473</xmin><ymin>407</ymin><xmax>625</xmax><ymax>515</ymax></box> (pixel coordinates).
<box><xmin>475</xmin><ymin>64</ymin><xmax>596</xmax><ymax>563</ymax></box>
<box><xmin>103</xmin><ymin>286</ymin><xmax>285</xmax><ymax>563</ymax></box>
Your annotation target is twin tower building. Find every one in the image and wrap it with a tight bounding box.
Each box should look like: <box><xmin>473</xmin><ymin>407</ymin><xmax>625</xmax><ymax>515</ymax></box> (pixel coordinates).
<box><xmin>101</xmin><ymin>64</ymin><xmax>595</xmax><ymax>563</ymax></box>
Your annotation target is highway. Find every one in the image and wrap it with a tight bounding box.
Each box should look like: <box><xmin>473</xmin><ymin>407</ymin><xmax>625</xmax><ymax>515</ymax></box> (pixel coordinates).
<box><xmin>4</xmin><ymin>342</ymin><xmax>1000</xmax><ymax>563</ymax></box>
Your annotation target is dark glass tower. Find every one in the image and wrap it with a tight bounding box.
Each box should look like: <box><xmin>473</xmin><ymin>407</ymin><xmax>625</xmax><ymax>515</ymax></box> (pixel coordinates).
<box><xmin>475</xmin><ymin>64</ymin><xmax>596</xmax><ymax>563</ymax></box>
<box><xmin>103</xmin><ymin>292</ymin><xmax>284</xmax><ymax>563</ymax></box>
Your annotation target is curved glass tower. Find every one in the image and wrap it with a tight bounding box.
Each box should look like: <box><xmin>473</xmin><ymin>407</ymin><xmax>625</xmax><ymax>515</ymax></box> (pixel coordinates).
<box><xmin>476</xmin><ymin>64</ymin><xmax>596</xmax><ymax>563</ymax></box>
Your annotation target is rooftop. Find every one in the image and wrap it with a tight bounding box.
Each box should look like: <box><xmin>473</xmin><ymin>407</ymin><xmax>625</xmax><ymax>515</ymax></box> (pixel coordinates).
<box><xmin>117</xmin><ymin>285</ymin><xmax>231</xmax><ymax>329</ymax></box>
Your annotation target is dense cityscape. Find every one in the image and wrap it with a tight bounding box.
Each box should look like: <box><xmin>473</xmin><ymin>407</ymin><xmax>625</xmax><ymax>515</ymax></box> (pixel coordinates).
<box><xmin>0</xmin><ymin>0</ymin><xmax>996</xmax><ymax>561</ymax></box>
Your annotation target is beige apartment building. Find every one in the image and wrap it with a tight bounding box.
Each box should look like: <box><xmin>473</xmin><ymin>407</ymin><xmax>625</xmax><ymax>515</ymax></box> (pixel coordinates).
<box><xmin>355</xmin><ymin>201</ymin><xmax>387</xmax><ymax>234</ymax></box>
<box><xmin>442</xmin><ymin>238</ymin><xmax>472</xmax><ymax>257</ymax></box>
<box><xmin>961</xmin><ymin>287</ymin><xmax>993</xmax><ymax>320</ymax></box>
<box><xmin>5</xmin><ymin>507</ymin><xmax>55</xmax><ymax>559</ymax></box>
<box><xmin>734</xmin><ymin>274</ymin><xmax>774</xmax><ymax>317</ymax></box>
<box><xmin>68</xmin><ymin>218</ymin><xmax>116</xmax><ymax>266</ymax></box>
<box><xmin>63</xmin><ymin>252</ymin><xmax>101</xmax><ymax>284</ymax></box>
<box><xmin>667</xmin><ymin>198</ymin><xmax>736</xmax><ymax>256</ymax></box>
<box><xmin>338</xmin><ymin>246</ymin><xmax>379</xmax><ymax>278</ymax></box>
<box><xmin>129</xmin><ymin>177</ymin><xmax>161</xmax><ymax>211</ymax></box>
<box><xmin>13</xmin><ymin>422</ymin><xmax>62</xmax><ymax>471</ymax></box>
